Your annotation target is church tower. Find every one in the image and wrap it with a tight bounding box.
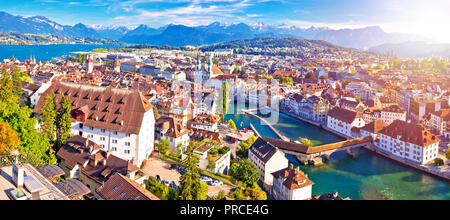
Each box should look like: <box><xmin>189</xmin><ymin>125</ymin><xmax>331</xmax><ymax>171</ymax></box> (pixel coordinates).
<box><xmin>114</xmin><ymin>57</ymin><xmax>121</xmax><ymax>73</ymax></box>
<box><xmin>86</xmin><ymin>54</ymin><xmax>94</xmax><ymax>73</ymax></box>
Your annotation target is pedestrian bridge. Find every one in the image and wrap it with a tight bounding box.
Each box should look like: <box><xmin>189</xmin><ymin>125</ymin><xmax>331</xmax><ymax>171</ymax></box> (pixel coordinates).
<box><xmin>263</xmin><ymin>136</ymin><xmax>373</xmax><ymax>165</ymax></box>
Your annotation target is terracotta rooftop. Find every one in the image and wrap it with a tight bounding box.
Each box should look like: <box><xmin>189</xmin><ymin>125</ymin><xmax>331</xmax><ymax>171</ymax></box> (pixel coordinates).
<box><xmin>97</xmin><ymin>173</ymin><xmax>159</xmax><ymax>200</ymax></box>
<box><xmin>56</xmin><ymin>136</ymin><xmax>139</xmax><ymax>184</ymax></box>
<box><xmin>361</xmin><ymin>120</ymin><xmax>388</xmax><ymax>134</ymax></box>
<box><xmin>379</xmin><ymin>120</ymin><xmax>440</xmax><ymax>147</ymax></box>
<box><xmin>34</xmin><ymin>82</ymin><xmax>153</xmax><ymax>134</ymax></box>
<box><xmin>271</xmin><ymin>165</ymin><xmax>314</xmax><ymax>191</ymax></box>
<box><xmin>328</xmin><ymin>107</ymin><xmax>362</xmax><ymax>124</ymax></box>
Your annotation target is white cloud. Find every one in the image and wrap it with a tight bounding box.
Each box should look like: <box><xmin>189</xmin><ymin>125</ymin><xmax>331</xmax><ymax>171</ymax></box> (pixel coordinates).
<box><xmin>109</xmin><ymin>0</ymin><xmax>259</xmax><ymax>26</ymax></box>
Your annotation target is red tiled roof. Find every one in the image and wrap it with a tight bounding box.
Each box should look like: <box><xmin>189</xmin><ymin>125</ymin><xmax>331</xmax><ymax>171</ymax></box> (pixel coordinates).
<box><xmin>328</xmin><ymin>107</ymin><xmax>361</xmax><ymax>124</ymax></box>
<box><xmin>34</xmin><ymin>82</ymin><xmax>153</xmax><ymax>134</ymax></box>
<box><xmin>361</xmin><ymin>120</ymin><xmax>388</xmax><ymax>134</ymax></box>
<box><xmin>271</xmin><ymin>166</ymin><xmax>314</xmax><ymax>190</ymax></box>
<box><xmin>97</xmin><ymin>173</ymin><xmax>159</xmax><ymax>200</ymax></box>
<box><xmin>379</xmin><ymin>120</ymin><xmax>440</xmax><ymax>147</ymax></box>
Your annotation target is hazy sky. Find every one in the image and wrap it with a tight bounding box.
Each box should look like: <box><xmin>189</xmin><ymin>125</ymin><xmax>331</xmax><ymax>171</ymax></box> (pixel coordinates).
<box><xmin>2</xmin><ymin>0</ymin><xmax>450</xmax><ymax>43</ymax></box>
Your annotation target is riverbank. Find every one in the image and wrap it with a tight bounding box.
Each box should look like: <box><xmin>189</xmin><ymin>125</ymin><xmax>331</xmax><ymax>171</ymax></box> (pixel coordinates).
<box><xmin>226</xmin><ymin>103</ymin><xmax>450</xmax><ymax>199</ymax></box>
<box><xmin>364</xmin><ymin>146</ymin><xmax>450</xmax><ymax>181</ymax></box>
<box><xmin>253</xmin><ymin>107</ymin><xmax>450</xmax><ymax>181</ymax></box>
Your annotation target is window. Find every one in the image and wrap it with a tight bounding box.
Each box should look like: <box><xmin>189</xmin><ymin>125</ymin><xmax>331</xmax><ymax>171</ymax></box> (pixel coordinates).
<box><xmin>101</xmin><ymin>129</ymin><xmax>106</xmax><ymax>133</ymax></box>
<box><xmin>79</xmin><ymin>124</ymin><xmax>84</xmax><ymax>129</ymax></box>
<box><xmin>124</xmin><ymin>150</ymin><xmax>130</xmax><ymax>154</ymax></box>
<box><xmin>113</xmin><ymin>131</ymin><xmax>118</xmax><ymax>135</ymax></box>
<box><xmin>125</xmin><ymin>142</ymin><xmax>131</xmax><ymax>147</ymax></box>
<box><xmin>121</xmin><ymin>192</ymin><xmax>125</xmax><ymax>197</ymax></box>
<box><xmin>113</xmin><ymin>186</ymin><xmax>119</xmax><ymax>191</ymax></box>
<box><xmin>100</xmin><ymin>137</ymin><xmax>106</xmax><ymax>141</ymax></box>
<box><xmin>125</xmin><ymin>133</ymin><xmax>130</xmax><ymax>137</ymax></box>
<box><xmin>112</xmin><ymin>139</ymin><xmax>118</xmax><ymax>144</ymax></box>
<box><xmin>90</xmin><ymin>126</ymin><xmax>94</xmax><ymax>131</ymax></box>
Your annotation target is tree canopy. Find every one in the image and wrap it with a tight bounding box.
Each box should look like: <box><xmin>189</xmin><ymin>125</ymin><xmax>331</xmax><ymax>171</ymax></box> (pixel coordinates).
<box><xmin>232</xmin><ymin>158</ymin><xmax>260</xmax><ymax>186</ymax></box>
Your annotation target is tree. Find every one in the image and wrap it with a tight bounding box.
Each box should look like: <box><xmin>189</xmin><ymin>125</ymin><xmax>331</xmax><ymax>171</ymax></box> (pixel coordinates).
<box><xmin>11</xmin><ymin>69</ymin><xmax>25</xmax><ymax>98</ymax></box>
<box><xmin>0</xmin><ymin>68</ymin><xmax>50</xmax><ymax>163</ymax></box>
<box><xmin>298</xmin><ymin>137</ymin><xmax>313</xmax><ymax>147</ymax></box>
<box><xmin>222</xmin><ymin>81</ymin><xmax>229</xmax><ymax>121</ymax></box>
<box><xmin>0</xmin><ymin>120</ymin><xmax>21</xmax><ymax>155</ymax></box>
<box><xmin>145</xmin><ymin>176</ymin><xmax>178</xmax><ymax>200</ymax></box>
<box><xmin>179</xmin><ymin>145</ymin><xmax>203</xmax><ymax>200</ymax></box>
<box><xmin>232</xmin><ymin>159</ymin><xmax>260</xmax><ymax>186</ymax></box>
<box><xmin>153</xmin><ymin>106</ymin><xmax>160</xmax><ymax>120</ymax></box>
<box><xmin>56</xmin><ymin>94</ymin><xmax>72</xmax><ymax>149</ymax></box>
<box><xmin>0</xmin><ymin>69</ymin><xmax>19</xmax><ymax>116</ymax></box>
<box><xmin>47</xmin><ymin>148</ymin><xmax>58</xmax><ymax>165</ymax></box>
<box><xmin>196</xmin><ymin>182</ymin><xmax>209</xmax><ymax>200</ymax></box>
<box><xmin>215</xmin><ymin>190</ymin><xmax>226</xmax><ymax>200</ymax></box>
<box><xmin>157</xmin><ymin>139</ymin><xmax>170</xmax><ymax>156</ymax></box>
<box><xmin>228</xmin><ymin>119</ymin><xmax>237</xmax><ymax>130</ymax></box>
<box><xmin>207</xmin><ymin>159</ymin><xmax>216</xmax><ymax>171</ymax></box>
<box><xmin>229</xmin><ymin>162</ymin><xmax>240</xmax><ymax>176</ymax></box>
<box><xmin>230</xmin><ymin>183</ymin><xmax>267</xmax><ymax>200</ymax></box>
<box><xmin>236</xmin><ymin>135</ymin><xmax>257</xmax><ymax>159</ymax></box>
<box><xmin>434</xmin><ymin>158</ymin><xmax>444</xmax><ymax>167</ymax></box>
<box><xmin>41</xmin><ymin>92</ymin><xmax>57</xmax><ymax>143</ymax></box>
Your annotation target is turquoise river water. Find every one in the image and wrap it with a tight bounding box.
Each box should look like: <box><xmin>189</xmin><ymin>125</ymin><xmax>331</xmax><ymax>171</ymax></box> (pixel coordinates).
<box><xmin>225</xmin><ymin>103</ymin><xmax>450</xmax><ymax>200</ymax></box>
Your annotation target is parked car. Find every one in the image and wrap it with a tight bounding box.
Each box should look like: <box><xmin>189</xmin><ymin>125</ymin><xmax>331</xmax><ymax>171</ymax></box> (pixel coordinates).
<box><xmin>171</xmin><ymin>181</ymin><xmax>179</xmax><ymax>191</ymax></box>
<box><xmin>162</xmin><ymin>179</ymin><xmax>170</xmax><ymax>186</ymax></box>
<box><xmin>170</xmin><ymin>164</ymin><xmax>179</xmax><ymax>170</ymax></box>
<box><xmin>156</xmin><ymin>175</ymin><xmax>161</xmax><ymax>181</ymax></box>
<box><xmin>177</xmin><ymin>168</ymin><xmax>185</xmax><ymax>174</ymax></box>
<box><xmin>200</xmin><ymin>176</ymin><xmax>213</xmax><ymax>182</ymax></box>
<box><xmin>210</xmin><ymin>180</ymin><xmax>223</xmax><ymax>186</ymax></box>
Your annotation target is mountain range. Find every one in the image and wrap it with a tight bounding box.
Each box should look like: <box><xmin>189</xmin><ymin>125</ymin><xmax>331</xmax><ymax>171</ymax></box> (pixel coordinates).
<box><xmin>370</xmin><ymin>42</ymin><xmax>450</xmax><ymax>58</ymax></box>
<box><xmin>0</xmin><ymin>11</ymin><xmax>431</xmax><ymax>49</ymax></box>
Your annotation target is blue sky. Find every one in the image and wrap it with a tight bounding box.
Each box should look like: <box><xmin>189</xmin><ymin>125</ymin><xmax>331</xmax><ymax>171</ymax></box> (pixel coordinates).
<box><xmin>2</xmin><ymin>0</ymin><xmax>450</xmax><ymax>42</ymax></box>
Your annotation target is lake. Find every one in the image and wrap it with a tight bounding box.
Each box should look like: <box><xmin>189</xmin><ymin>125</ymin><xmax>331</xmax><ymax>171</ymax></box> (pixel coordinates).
<box><xmin>0</xmin><ymin>44</ymin><xmax>123</xmax><ymax>62</ymax></box>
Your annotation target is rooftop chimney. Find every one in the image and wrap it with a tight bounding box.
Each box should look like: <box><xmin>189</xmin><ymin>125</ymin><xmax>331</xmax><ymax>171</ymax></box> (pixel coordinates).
<box><xmin>12</xmin><ymin>161</ymin><xmax>25</xmax><ymax>188</ymax></box>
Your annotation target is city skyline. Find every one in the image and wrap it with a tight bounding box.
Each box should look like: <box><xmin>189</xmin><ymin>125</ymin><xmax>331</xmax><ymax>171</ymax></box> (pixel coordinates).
<box><xmin>2</xmin><ymin>0</ymin><xmax>450</xmax><ymax>43</ymax></box>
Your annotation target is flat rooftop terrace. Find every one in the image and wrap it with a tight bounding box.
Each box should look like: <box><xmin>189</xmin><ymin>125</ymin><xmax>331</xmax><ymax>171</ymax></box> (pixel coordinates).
<box><xmin>0</xmin><ymin>164</ymin><xmax>69</xmax><ymax>200</ymax></box>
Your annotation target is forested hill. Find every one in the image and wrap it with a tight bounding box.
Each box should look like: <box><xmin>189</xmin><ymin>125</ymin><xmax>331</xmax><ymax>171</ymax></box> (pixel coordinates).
<box><xmin>0</xmin><ymin>32</ymin><xmax>123</xmax><ymax>45</ymax></box>
<box><xmin>199</xmin><ymin>37</ymin><xmax>366</xmax><ymax>57</ymax></box>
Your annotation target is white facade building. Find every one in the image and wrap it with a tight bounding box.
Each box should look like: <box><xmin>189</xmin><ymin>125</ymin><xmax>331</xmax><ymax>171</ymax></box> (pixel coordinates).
<box><xmin>327</xmin><ymin>107</ymin><xmax>365</xmax><ymax>137</ymax></box>
<box><xmin>375</xmin><ymin>120</ymin><xmax>440</xmax><ymax>165</ymax></box>
<box><xmin>248</xmin><ymin>137</ymin><xmax>289</xmax><ymax>187</ymax></box>
<box><xmin>271</xmin><ymin>165</ymin><xmax>314</xmax><ymax>200</ymax></box>
<box><xmin>34</xmin><ymin>82</ymin><xmax>155</xmax><ymax>167</ymax></box>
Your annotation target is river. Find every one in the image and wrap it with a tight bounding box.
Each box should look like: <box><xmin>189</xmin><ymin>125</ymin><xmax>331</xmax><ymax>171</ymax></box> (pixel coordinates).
<box><xmin>225</xmin><ymin>103</ymin><xmax>450</xmax><ymax>200</ymax></box>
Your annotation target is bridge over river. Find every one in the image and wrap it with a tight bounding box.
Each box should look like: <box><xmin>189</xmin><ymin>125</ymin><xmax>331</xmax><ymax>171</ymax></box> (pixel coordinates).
<box><xmin>263</xmin><ymin>136</ymin><xmax>373</xmax><ymax>165</ymax></box>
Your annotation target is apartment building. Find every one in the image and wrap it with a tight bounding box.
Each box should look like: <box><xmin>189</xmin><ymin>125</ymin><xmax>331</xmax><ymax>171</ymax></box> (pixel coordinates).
<box><xmin>271</xmin><ymin>164</ymin><xmax>314</xmax><ymax>200</ymax></box>
<box><xmin>248</xmin><ymin>137</ymin><xmax>289</xmax><ymax>187</ymax></box>
<box><xmin>34</xmin><ymin>82</ymin><xmax>155</xmax><ymax>167</ymax></box>
<box><xmin>376</xmin><ymin>120</ymin><xmax>440</xmax><ymax>165</ymax></box>
<box><xmin>327</xmin><ymin>107</ymin><xmax>365</xmax><ymax>137</ymax></box>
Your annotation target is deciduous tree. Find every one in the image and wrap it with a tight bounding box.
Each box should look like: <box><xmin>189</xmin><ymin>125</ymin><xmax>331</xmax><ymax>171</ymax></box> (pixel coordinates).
<box><xmin>0</xmin><ymin>120</ymin><xmax>21</xmax><ymax>155</ymax></box>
